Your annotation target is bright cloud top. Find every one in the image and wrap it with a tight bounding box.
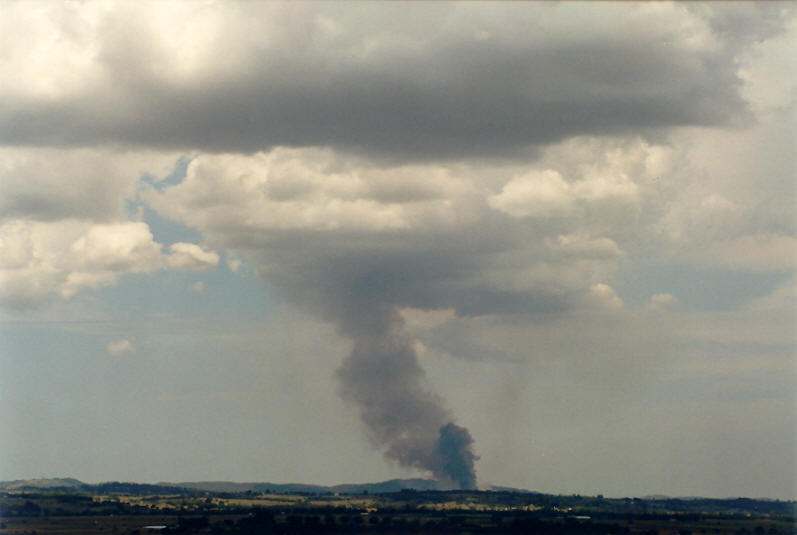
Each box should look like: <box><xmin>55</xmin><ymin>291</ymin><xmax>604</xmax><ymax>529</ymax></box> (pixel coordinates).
<box><xmin>106</xmin><ymin>338</ymin><xmax>134</xmax><ymax>356</ymax></box>
<box><xmin>145</xmin><ymin>142</ymin><xmax>665</xmax><ymax>318</ymax></box>
<box><xmin>0</xmin><ymin>220</ymin><xmax>218</xmax><ymax>307</ymax></box>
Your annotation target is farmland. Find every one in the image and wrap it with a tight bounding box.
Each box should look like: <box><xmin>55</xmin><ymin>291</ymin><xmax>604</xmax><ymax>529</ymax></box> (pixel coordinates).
<box><xmin>1</xmin><ymin>485</ymin><xmax>793</xmax><ymax>535</ymax></box>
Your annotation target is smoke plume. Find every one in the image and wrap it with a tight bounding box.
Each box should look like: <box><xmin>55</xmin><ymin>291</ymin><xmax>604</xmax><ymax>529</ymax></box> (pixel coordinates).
<box><xmin>335</xmin><ymin>303</ymin><xmax>478</xmax><ymax>489</ymax></box>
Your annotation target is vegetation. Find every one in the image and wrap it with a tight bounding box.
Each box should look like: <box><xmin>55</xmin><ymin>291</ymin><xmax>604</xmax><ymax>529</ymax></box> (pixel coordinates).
<box><xmin>1</xmin><ymin>486</ymin><xmax>793</xmax><ymax>535</ymax></box>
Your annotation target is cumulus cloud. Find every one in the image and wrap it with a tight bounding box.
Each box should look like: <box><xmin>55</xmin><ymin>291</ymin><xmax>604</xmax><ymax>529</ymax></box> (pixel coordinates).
<box><xmin>488</xmin><ymin>167</ymin><xmax>639</xmax><ymax>221</ymax></box>
<box><xmin>147</xmin><ymin>145</ymin><xmax>649</xmax><ymax>318</ymax></box>
<box><xmin>651</xmin><ymin>111</ymin><xmax>796</xmax><ymax>271</ymax></box>
<box><xmin>488</xmin><ymin>170</ymin><xmax>574</xmax><ymax>219</ymax></box>
<box><xmin>0</xmin><ymin>147</ymin><xmax>178</xmax><ymax>222</ymax></box>
<box><xmin>142</xmin><ymin>149</ymin><xmax>475</xmax><ymax>233</ymax></box>
<box><xmin>0</xmin><ymin>219</ymin><xmax>218</xmax><ymax>307</ymax></box>
<box><xmin>0</xmin><ymin>2</ymin><xmax>753</xmax><ymax>160</ymax></box>
<box><xmin>69</xmin><ymin>223</ymin><xmax>164</xmax><ymax>273</ymax></box>
<box><xmin>0</xmin><ymin>145</ymin><xmax>217</xmax><ymax>307</ymax></box>
<box><xmin>107</xmin><ymin>338</ymin><xmax>134</xmax><ymax>356</ymax></box>
<box><xmin>587</xmin><ymin>283</ymin><xmax>624</xmax><ymax>311</ymax></box>
<box><xmin>223</xmin><ymin>252</ymin><xmax>246</xmax><ymax>274</ymax></box>
<box><xmin>165</xmin><ymin>243</ymin><xmax>219</xmax><ymax>271</ymax></box>
<box><xmin>3</xmin><ymin>3</ymin><xmax>790</xmax><ymax>314</ymax></box>
<box><xmin>545</xmin><ymin>234</ymin><xmax>623</xmax><ymax>260</ymax></box>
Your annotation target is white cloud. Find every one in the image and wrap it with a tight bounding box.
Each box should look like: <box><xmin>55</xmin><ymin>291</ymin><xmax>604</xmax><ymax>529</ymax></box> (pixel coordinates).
<box><xmin>0</xmin><ymin>146</ymin><xmax>216</xmax><ymax>307</ymax></box>
<box><xmin>488</xmin><ymin>170</ymin><xmax>574</xmax><ymax>219</ymax></box>
<box><xmin>190</xmin><ymin>281</ymin><xmax>205</xmax><ymax>293</ymax></box>
<box><xmin>545</xmin><ymin>233</ymin><xmax>623</xmax><ymax>259</ymax></box>
<box><xmin>587</xmin><ymin>283</ymin><xmax>624</xmax><ymax>311</ymax></box>
<box><xmin>69</xmin><ymin>222</ymin><xmax>163</xmax><ymax>272</ymax></box>
<box><xmin>107</xmin><ymin>338</ymin><xmax>134</xmax><ymax>356</ymax></box>
<box><xmin>0</xmin><ymin>219</ymin><xmax>219</xmax><ymax>307</ymax></box>
<box><xmin>166</xmin><ymin>243</ymin><xmax>219</xmax><ymax>271</ymax></box>
<box><xmin>0</xmin><ymin>147</ymin><xmax>179</xmax><ymax>222</ymax></box>
<box><xmin>488</xmin><ymin>162</ymin><xmax>640</xmax><ymax>221</ymax></box>
<box><xmin>146</xmin><ymin>146</ymin><xmax>646</xmax><ymax>314</ymax></box>
<box><xmin>225</xmin><ymin>252</ymin><xmax>243</xmax><ymax>273</ymax></box>
<box><xmin>144</xmin><ymin>149</ymin><xmax>472</xmax><ymax>234</ymax></box>
<box><xmin>572</xmin><ymin>172</ymin><xmax>638</xmax><ymax>203</ymax></box>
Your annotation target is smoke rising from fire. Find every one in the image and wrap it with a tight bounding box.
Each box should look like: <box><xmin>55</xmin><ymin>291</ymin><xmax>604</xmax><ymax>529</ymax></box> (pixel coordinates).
<box><xmin>336</xmin><ymin>303</ymin><xmax>477</xmax><ymax>489</ymax></box>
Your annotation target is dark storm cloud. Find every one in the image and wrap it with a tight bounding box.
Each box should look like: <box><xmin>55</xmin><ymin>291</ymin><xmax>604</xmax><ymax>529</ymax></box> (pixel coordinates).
<box><xmin>0</xmin><ymin>3</ymin><xmax>752</xmax><ymax>161</ymax></box>
<box><xmin>243</xmin><ymin>226</ymin><xmax>573</xmax><ymax>320</ymax></box>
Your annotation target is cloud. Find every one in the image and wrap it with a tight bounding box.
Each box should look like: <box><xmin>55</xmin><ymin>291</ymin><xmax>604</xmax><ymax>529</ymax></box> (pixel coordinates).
<box><xmin>545</xmin><ymin>234</ymin><xmax>623</xmax><ymax>260</ymax></box>
<box><xmin>649</xmin><ymin>293</ymin><xmax>679</xmax><ymax>311</ymax></box>
<box><xmin>488</xmin><ymin>159</ymin><xmax>642</xmax><ymax>221</ymax></box>
<box><xmin>685</xmin><ymin>234</ymin><xmax>797</xmax><ymax>272</ymax></box>
<box><xmin>0</xmin><ymin>219</ymin><xmax>218</xmax><ymax>307</ymax></box>
<box><xmin>4</xmin><ymin>3</ymin><xmax>791</xmax><ymax>314</ymax></box>
<box><xmin>147</xmin><ymin>145</ymin><xmax>653</xmax><ymax>319</ymax></box>
<box><xmin>651</xmin><ymin>106</ymin><xmax>796</xmax><ymax>272</ymax></box>
<box><xmin>225</xmin><ymin>253</ymin><xmax>243</xmax><ymax>273</ymax></box>
<box><xmin>0</xmin><ymin>147</ymin><xmax>178</xmax><ymax>222</ymax></box>
<box><xmin>0</xmin><ymin>145</ymin><xmax>217</xmax><ymax>307</ymax></box>
<box><xmin>69</xmin><ymin>223</ymin><xmax>164</xmax><ymax>273</ymax></box>
<box><xmin>142</xmin><ymin>150</ymin><xmax>432</xmax><ymax>233</ymax></box>
<box><xmin>399</xmin><ymin>308</ymin><xmax>456</xmax><ymax>330</ymax></box>
<box><xmin>0</xmin><ymin>3</ymin><xmax>754</xmax><ymax>160</ymax></box>
<box><xmin>165</xmin><ymin>243</ymin><xmax>219</xmax><ymax>271</ymax></box>
<box><xmin>107</xmin><ymin>338</ymin><xmax>134</xmax><ymax>356</ymax></box>
<box><xmin>488</xmin><ymin>170</ymin><xmax>574</xmax><ymax>219</ymax></box>
<box><xmin>587</xmin><ymin>283</ymin><xmax>624</xmax><ymax>311</ymax></box>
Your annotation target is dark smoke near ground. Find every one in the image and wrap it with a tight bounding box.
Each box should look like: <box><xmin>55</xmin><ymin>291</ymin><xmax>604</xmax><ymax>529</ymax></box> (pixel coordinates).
<box><xmin>335</xmin><ymin>303</ymin><xmax>478</xmax><ymax>489</ymax></box>
<box><xmin>434</xmin><ymin>423</ymin><xmax>477</xmax><ymax>490</ymax></box>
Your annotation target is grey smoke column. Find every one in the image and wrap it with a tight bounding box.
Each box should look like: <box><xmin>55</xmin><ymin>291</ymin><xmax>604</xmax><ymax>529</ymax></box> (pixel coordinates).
<box><xmin>335</xmin><ymin>302</ymin><xmax>477</xmax><ymax>489</ymax></box>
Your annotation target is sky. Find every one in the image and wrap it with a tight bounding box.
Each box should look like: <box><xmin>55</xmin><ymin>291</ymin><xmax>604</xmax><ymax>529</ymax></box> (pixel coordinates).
<box><xmin>0</xmin><ymin>1</ymin><xmax>795</xmax><ymax>498</ymax></box>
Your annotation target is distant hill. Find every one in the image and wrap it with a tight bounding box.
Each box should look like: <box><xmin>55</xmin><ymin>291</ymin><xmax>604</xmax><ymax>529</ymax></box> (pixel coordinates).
<box><xmin>171</xmin><ymin>478</ymin><xmax>441</xmax><ymax>494</ymax></box>
<box><xmin>0</xmin><ymin>478</ymin><xmax>440</xmax><ymax>495</ymax></box>
<box><xmin>1</xmin><ymin>478</ymin><xmax>791</xmax><ymax>514</ymax></box>
<box><xmin>332</xmin><ymin>479</ymin><xmax>440</xmax><ymax>494</ymax></box>
<box><xmin>487</xmin><ymin>485</ymin><xmax>535</xmax><ymax>493</ymax></box>
<box><xmin>0</xmin><ymin>479</ymin><xmax>196</xmax><ymax>495</ymax></box>
<box><xmin>171</xmin><ymin>480</ymin><xmax>533</xmax><ymax>494</ymax></box>
<box><xmin>0</xmin><ymin>478</ymin><xmax>84</xmax><ymax>490</ymax></box>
